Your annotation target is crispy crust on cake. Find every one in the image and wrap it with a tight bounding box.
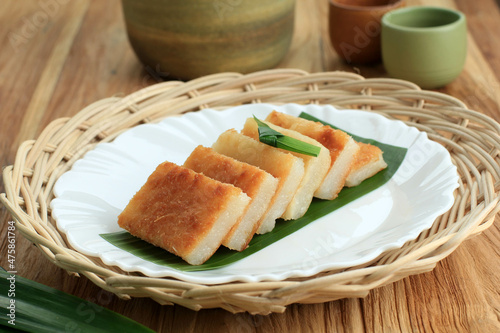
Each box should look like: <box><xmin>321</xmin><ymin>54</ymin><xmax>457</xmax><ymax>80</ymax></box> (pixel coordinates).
<box><xmin>242</xmin><ymin>118</ymin><xmax>330</xmax><ymax>220</ymax></box>
<box><xmin>184</xmin><ymin>146</ymin><xmax>278</xmax><ymax>250</ymax></box>
<box><xmin>117</xmin><ymin>161</ymin><xmax>250</xmax><ymax>265</ymax></box>
<box><xmin>345</xmin><ymin>142</ymin><xmax>388</xmax><ymax>187</ymax></box>
<box><xmin>265</xmin><ymin>111</ymin><xmax>360</xmax><ymax>199</ymax></box>
<box><xmin>265</xmin><ymin>110</ymin><xmax>350</xmax><ymax>162</ymax></box>
<box><xmin>185</xmin><ymin>146</ymin><xmax>271</xmax><ymax>199</ymax></box>
<box><xmin>212</xmin><ymin>129</ymin><xmax>305</xmax><ymax>234</ymax></box>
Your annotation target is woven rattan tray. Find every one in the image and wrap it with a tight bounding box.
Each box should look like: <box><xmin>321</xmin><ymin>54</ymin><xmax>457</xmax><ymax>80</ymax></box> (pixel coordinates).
<box><xmin>2</xmin><ymin>69</ymin><xmax>499</xmax><ymax>314</ymax></box>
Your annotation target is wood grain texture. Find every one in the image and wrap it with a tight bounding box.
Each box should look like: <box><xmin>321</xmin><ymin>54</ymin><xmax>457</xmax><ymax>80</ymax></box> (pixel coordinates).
<box><xmin>1</xmin><ymin>0</ymin><xmax>499</xmax><ymax>332</ymax></box>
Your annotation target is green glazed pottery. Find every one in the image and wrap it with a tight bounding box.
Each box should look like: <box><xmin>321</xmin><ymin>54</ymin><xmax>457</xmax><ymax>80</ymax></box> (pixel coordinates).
<box><xmin>381</xmin><ymin>6</ymin><xmax>467</xmax><ymax>89</ymax></box>
<box><xmin>121</xmin><ymin>0</ymin><xmax>295</xmax><ymax>80</ymax></box>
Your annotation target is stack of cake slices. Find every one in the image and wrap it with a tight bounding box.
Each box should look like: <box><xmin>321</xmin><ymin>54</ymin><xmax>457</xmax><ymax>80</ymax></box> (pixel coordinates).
<box><xmin>117</xmin><ymin>111</ymin><xmax>387</xmax><ymax>265</ymax></box>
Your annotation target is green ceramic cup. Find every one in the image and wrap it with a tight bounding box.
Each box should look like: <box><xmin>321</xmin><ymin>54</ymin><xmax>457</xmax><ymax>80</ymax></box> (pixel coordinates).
<box><xmin>381</xmin><ymin>6</ymin><xmax>467</xmax><ymax>89</ymax></box>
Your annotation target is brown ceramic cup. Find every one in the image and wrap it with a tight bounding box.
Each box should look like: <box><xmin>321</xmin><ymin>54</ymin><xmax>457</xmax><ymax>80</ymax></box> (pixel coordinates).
<box><xmin>329</xmin><ymin>0</ymin><xmax>405</xmax><ymax>64</ymax></box>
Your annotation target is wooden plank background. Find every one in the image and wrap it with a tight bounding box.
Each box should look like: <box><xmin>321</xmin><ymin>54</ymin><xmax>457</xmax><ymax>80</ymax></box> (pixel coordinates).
<box><xmin>1</xmin><ymin>0</ymin><xmax>499</xmax><ymax>331</ymax></box>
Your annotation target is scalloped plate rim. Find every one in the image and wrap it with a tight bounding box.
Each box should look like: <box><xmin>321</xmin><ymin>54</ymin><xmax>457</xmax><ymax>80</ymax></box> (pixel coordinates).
<box><xmin>50</xmin><ymin>103</ymin><xmax>459</xmax><ymax>284</ymax></box>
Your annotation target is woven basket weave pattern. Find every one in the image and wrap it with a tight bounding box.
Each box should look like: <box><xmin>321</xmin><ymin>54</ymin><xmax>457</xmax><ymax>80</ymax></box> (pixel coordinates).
<box><xmin>2</xmin><ymin>70</ymin><xmax>499</xmax><ymax>314</ymax></box>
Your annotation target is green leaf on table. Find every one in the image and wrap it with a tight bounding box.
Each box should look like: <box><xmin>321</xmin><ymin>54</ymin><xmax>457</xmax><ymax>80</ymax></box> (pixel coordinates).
<box><xmin>100</xmin><ymin>112</ymin><xmax>407</xmax><ymax>272</ymax></box>
<box><xmin>0</xmin><ymin>269</ymin><xmax>154</xmax><ymax>333</ymax></box>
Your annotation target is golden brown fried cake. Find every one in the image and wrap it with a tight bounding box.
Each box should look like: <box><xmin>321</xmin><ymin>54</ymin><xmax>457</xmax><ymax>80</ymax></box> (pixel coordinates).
<box><xmin>345</xmin><ymin>142</ymin><xmax>387</xmax><ymax>187</ymax></box>
<box><xmin>117</xmin><ymin>161</ymin><xmax>250</xmax><ymax>265</ymax></box>
<box><xmin>241</xmin><ymin>118</ymin><xmax>330</xmax><ymax>220</ymax></box>
<box><xmin>212</xmin><ymin>129</ymin><xmax>305</xmax><ymax>234</ymax></box>
<box><xmin>184</xmin><ymin>146</ymin><xmax>278</xmax><ymax>251</ymax></box>
<box><xmin>265</xmin><ymin>111</ymin><xmax>360</xmax><ymax>200</ymax></box>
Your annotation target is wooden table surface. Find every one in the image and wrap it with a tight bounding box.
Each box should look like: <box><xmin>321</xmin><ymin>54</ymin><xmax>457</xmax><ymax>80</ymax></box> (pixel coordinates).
<box><xmin>1</xmin><ymin>0</ymin><xmax>499</xmax><ymax>332</ymax></box>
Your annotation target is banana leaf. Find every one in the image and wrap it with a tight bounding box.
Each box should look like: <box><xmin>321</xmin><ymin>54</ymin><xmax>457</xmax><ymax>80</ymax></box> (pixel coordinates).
<box><xmin>100</xmin><ymin>112</ymin><xmax>407</xmax><ymax>271</ymax></box>
<box><xmin>0</xmin><ymin>268</ymin><xmax>154</xmax><ymax>333</ymax></box>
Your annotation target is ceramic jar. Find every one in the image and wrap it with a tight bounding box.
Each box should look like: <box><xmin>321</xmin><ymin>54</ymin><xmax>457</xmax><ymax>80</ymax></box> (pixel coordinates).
<box><xmin>121</xmin><ymin>0</ymin><xmax>296</xmax><ymax>80</ymax></box>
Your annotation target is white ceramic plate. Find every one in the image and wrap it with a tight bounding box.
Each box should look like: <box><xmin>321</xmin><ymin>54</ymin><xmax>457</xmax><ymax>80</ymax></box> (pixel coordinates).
<box><xmin>50</xmin><ymin>103</ymin><xmax>459</xmax><ymax>284</ymax></box>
